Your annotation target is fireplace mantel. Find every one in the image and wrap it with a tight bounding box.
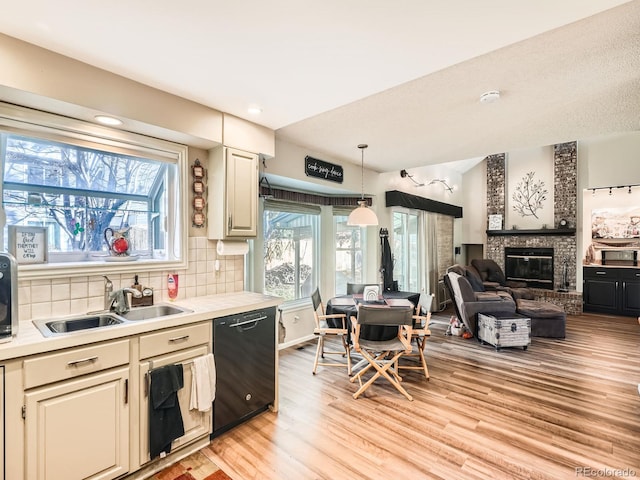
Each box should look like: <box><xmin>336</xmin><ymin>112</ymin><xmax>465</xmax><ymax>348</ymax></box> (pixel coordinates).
<box><xmin>486</xmin><ymin>228</ymin><xmax>576</xmax><ymax>236</ymax></box>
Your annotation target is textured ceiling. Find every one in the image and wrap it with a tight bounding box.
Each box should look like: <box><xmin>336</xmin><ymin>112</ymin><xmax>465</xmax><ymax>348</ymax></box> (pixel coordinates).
<box><xmin>0</xmin><ymin>0</ymin><xmax>638</xmax><ymax>172</ymax></box>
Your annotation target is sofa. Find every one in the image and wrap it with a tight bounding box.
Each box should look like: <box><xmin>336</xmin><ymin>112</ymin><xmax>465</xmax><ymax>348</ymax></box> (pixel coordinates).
<box><xmin>446</xmin><ymin>264</ymin><xmax>566</xmax><ymax>339</ymax></box>
<box><xmin>466</xmin><ymin>259</ymin><xmax>534</xmax><ymax>300</ymax></box>
<box><xmin>444</xmin><ymin>269</ymin><xmax>517</xmax><ymax>336</ymax></box>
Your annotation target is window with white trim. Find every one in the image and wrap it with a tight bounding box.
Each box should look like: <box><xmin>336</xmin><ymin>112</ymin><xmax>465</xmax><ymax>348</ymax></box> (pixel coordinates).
<box><xmin>393</xmin><ymin>210</ymin><xmax>419</xmax><ymax>292</ymax></box>
<box><xmin>334</xmin><ymin>211</ymin><xmax>366</xmax><ymax>295</ymax></box>
<box><xmin>0</xmin><ymin>104</ymin><xmax>187</xmax><ymax>276</ymax></box>
<box><xmin>263</xmin><ymin>200</ymin><xmax>320</xmax><ymax>301</ymax></box>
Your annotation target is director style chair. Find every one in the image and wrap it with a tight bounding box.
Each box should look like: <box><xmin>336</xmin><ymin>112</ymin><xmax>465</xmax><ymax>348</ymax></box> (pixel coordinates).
<box><xmin>397</xmin><ymin>292</ymin><xmax>433</xmax><ymax>380</ymax></box>
<box><xmin>311</xmin><ymin>288</ymin><xmax>352</xmax><ymax>375</ymax></box>
<box><xmin>349</xmin><ymin>304</ymin><xmax>414</xmax><ymax>400</ymax></box>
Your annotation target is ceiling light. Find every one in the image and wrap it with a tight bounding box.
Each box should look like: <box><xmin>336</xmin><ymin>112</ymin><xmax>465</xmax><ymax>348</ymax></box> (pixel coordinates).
<box><xmin>348</xmin><ymin>144</ymin><xmax>378</xmax><ymax>227</ymax></box>
<box><xmin>247</xmin><ymin>106</ymin><xmax>262</xmax><ymax>115</ymax></box>
<box><xmin>479</xmin><ymin>90</ymin><xmax>500</xmax><ymax>104</ymax></box>
<box><xmin>94</xmin><ymin>115</ymin><xmax>123</xmax><ymax>126</ymax></box>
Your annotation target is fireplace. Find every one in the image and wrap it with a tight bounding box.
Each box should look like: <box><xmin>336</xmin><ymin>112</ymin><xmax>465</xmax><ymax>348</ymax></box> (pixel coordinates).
<box><xmin>504</xmin><ymin>247</ymin><xmax>554</xmax><ymax>290</ymax></box>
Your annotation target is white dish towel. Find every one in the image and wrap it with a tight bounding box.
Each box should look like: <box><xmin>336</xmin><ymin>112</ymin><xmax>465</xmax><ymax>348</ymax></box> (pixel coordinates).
<box><xmin>189</xmin><ymin>353</ymin><xmax>216</xmax><ymax>412</ymax></box>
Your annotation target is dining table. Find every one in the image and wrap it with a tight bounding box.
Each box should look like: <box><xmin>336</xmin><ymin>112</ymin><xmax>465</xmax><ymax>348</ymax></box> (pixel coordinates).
<box><xmin>326</xmin><ymin>290</ymin><xmax>421</xmax><ymax>342</ymax></box>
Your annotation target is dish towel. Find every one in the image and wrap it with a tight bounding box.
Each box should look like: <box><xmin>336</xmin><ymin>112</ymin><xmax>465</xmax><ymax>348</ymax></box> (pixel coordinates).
<box><xmin>189</xmin><ymin>353</ymin><xmax>216</xmax><ymax>412</ymax></box>
<box><xmin>149</xmin><ymin>364</ymin><xmax>185</xmax><ymax>459</ymax></box>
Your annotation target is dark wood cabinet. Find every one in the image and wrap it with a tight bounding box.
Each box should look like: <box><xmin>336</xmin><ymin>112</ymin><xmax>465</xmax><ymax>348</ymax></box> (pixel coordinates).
<box><xmin>583</xmin><ymin>267</ymin><xmax>640</xmax><ymax>316</ymax></box>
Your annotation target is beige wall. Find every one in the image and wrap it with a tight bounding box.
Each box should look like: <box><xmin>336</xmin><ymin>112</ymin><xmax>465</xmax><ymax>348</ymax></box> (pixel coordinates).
<box><xmin>579</xmin><ymin>132</ymin><xmax>640</xmax><ymax>189</ymax></box>
<box><xmin>506</xmin><ymin>145</ymin><xmax>555</xmax><ymax>230</ymax></box>
<box><xmin>0</xmin><ymin>33</ymin><xmax>223</xmax><ymax>148</ymax></box>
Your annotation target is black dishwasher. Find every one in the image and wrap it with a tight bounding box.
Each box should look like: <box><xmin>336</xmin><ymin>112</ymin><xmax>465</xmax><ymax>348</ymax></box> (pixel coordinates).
<box><xmin>212</xmin><ymin>306</ymin><xmax>276</xmax><ymax>437</ymax></box>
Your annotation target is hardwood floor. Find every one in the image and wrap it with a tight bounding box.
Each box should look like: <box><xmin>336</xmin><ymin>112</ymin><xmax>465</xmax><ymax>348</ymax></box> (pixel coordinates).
<box><xmin>192</xmin><ymin>308</ymin><xmax>640</xmax><ymax>479</ymax></box>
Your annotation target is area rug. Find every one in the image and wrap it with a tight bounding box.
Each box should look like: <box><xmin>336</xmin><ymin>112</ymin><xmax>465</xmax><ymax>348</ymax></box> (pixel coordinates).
<box><xmin>150</xmin><ymin>451</ymin><xmax>233</xmax><ymax>480</ymax></box>
<box><xmin>166</xmin><ymin>469</ymin><xmax>232</xmax><ymax>480</ymax></box>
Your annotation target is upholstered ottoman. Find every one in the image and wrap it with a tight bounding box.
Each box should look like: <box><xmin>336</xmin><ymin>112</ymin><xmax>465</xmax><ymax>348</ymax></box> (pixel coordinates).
<box><xmin>516</xmin><ymin>299</ymin><xmax>566</xmax><ymax>338</ymax></box>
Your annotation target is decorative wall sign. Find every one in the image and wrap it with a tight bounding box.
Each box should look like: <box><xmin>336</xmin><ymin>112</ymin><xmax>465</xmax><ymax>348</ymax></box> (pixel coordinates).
<box><xmin>304</xmin><ymin>156</ymin><xmax>344</xmax><ymax>183</ymax></box>
<box><xmin>8</xmin><ymin>226</ymin><xmax>48</xmax><ymax>264</ymax></box>
<box><xmin>488</xmin><ymin>214</ymin><xmax>503</xmax><ymax>230</ymax></box>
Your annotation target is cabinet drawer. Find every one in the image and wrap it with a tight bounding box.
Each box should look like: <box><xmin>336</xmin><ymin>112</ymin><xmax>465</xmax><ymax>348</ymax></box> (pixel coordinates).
<box><xmin>620</xmin><ymin>268</ymin><xmax>640</xmax><ymax>280</ymax></box>
<box><xmin>583</xmin><ymin>267</ymin><xmax>617</xmax><ymax>279</ymax></box>
<box><xmin>24</xmin><ymin>339</ymin><xmax>130</xmax><ymax>389</ymax></box>
<box><xmin>139</xmin><ymin>322</ymin><xmax>210</xmax><ymax>359</ymax></box>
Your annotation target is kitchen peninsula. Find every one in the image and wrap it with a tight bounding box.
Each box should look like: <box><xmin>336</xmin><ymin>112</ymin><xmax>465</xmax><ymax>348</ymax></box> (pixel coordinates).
<box><xmin>0</xmin><ymin>291</ymin><xmax>281</xmax><ymax>480</ymax></box>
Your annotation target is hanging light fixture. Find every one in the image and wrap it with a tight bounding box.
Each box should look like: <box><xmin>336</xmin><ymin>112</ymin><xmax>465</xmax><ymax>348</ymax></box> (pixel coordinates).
<box><xmin>347</xmin><ymin>144</ymin><xmax>378</xmax><ymax>226</ymax></box>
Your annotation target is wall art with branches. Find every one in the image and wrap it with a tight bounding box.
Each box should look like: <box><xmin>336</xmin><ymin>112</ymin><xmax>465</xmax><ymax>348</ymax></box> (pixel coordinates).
<box><xmin>512</xmin><ymin>171</ymin><xmax>548</xmax><ymax>219</ymax></box>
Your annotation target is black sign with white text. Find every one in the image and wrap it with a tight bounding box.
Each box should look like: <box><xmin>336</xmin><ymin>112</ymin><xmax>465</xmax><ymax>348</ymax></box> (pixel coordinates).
<box><xmin>304</xmin><ymin>156</ymin><xmax>344</xmax><ymax>183</ymax></box>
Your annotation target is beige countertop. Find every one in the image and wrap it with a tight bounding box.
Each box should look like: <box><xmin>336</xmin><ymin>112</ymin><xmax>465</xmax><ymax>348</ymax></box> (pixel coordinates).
<box><xmin>0</xmin><ymin>291</ymin><xmax>282</xmax><ymax>362</ymax></box>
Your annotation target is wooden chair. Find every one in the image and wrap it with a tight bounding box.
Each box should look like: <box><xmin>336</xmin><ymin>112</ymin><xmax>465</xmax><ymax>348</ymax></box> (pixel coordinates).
<box><xmin>397</xmin><ymin>293</ymin><xmax>433</xmax><ymax>380</ymax></box>
<box><xmin>346</xmin><ymin>283</ymin><xmax>378</xmax><ymax>295</ymax></box>
<box><xmin>349</xmin><ymin>304</ymin><xmax>414</xmax><ymax>400</ymax></box>
<box><xmin>311</xmin><ymin>288</ymin><xmax>352</xmax><ymax>375</ymax></box>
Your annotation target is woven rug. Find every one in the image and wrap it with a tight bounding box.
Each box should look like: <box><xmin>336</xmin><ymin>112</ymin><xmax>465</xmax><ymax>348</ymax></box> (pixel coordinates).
<box><xmin>149</xmin><ymin>450</ymin><xmax>232</xmax><ymax>480</ymax></box>
<box><xmin>170</xmin><ymin>472</ymin><xmax>231</xmax><ymax>480</ymax></box>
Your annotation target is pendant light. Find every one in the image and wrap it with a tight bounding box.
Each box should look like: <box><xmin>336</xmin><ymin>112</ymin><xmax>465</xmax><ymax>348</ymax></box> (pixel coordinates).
<box><xmin>347</xmin><ymin>144</ymin><xmax>379</xmax><ymax>226</ymax></box>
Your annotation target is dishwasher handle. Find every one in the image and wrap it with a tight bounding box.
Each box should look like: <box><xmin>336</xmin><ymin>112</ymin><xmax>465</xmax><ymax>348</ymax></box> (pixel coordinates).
<box><xmin>229</xmin><ymin>315</ymin><xmax>268</xmax><ymax>330</ymax></box>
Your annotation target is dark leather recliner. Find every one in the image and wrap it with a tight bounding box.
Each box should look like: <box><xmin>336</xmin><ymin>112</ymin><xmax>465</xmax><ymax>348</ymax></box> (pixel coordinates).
<box><xmin>469</xmin><ymin>259</ymin><xmax>534</xmax><ymax>300</ymax></box>
<box><xmin>444</xmin><ymin>269</ymin><xmax>516</xmax><ymax>337</ymax></box>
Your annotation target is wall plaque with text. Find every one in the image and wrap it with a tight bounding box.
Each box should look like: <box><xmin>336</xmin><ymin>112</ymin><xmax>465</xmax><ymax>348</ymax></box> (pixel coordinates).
<box><xmin>8</xmin><ymin>226</ymin><xmax>48</xmax><ymax>264</ymax></box>
<box><xmin>304</xmin><ymin>156</ymin><xmax>344</xmax><ymax>183</ymax></box>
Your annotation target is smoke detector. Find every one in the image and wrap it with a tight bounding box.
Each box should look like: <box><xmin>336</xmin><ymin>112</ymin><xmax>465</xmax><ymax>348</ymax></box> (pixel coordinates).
<box><xmin>480</xmin><ymin>90</ymin><xmax>501</xmax><ymax>103</ymax></box>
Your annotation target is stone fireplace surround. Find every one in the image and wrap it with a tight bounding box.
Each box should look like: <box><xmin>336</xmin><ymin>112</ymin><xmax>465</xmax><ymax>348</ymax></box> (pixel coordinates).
<box><xmin>484</xmin><ymin>142</ymin><xmax>582</xmax><ymax>314</ymax></box>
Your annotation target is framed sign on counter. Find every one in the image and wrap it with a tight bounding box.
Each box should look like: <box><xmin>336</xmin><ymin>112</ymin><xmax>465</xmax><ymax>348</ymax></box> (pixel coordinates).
<box><xmin>8</xmin><ymin>226</ymin><xmax>48</xmax><ymax>264</ymax></box>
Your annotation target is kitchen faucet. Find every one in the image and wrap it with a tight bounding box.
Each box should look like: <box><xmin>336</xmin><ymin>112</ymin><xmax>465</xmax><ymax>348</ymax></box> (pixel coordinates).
<box><xmin>103</xmin><ymin>275</ymin><xmax>113</xmax><ymax>311</ymax></box>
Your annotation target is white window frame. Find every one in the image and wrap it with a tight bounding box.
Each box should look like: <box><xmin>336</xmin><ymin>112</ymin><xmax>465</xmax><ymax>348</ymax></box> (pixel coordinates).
<box><xmin>333</xmin><ymin>212</ymin><xmax>367</xmax><ymax>295</ymax></box>
<box><xmin>262</xmin><ymin>200</ymin><xmax>320</xmax><ymax>304</ymax></box>
<box><xmin>0</xmin><ymin>103</ymin><xmax>189</xmax><ymax>280</ymax></box>
<box><xmin>392</xmin><ymin>207</ymin><xmax>421</xmax><ymax>292</ymax></box>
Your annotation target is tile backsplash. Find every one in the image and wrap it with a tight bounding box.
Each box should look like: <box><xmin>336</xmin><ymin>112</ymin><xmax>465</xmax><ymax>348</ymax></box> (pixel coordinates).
<box><xmin>18</xmin><ymin>236</ymin><xmax>245</xmax><ymax>321</ymax></box>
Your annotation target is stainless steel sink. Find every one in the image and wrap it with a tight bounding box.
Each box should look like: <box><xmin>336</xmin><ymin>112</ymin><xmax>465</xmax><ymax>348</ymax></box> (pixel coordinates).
<box><xmin>117</xmin><ymin>303</ymin><xmax>192</xmax><ymax>321</ymax></box>
<box><xmin>34</xmin><ymin>313</ymin><xmax>125</xmax><ymax>337</ymax></box>
<box><xmin>33</xmin><ymin>303</ymin><xmax>193</xmax><ymax>337</ymax></box>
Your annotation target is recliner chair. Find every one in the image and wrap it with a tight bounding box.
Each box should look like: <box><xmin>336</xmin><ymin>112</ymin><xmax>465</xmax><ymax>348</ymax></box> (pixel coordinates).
<box><xmin>444</xmin><ymin>269</ymin><xmax>517</xmax><ymax>337</ymax></box>
<box><xmin>469</xmin><ymin>259</ymin><xmax>534</xmax><ymax>300</ymax></box>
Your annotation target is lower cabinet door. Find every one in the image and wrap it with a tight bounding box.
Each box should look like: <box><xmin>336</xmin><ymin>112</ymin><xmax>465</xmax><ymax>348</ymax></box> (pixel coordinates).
<box><xmin>138</xmin><ymin>345</ymin><xmax>211</xmax><ymax>466</ymax></box>
<box><xmin>621</xmin><ymin>280</ymin><xmax>640</xmax><ymax>316</ymax></box>
<box><xmin>583</xmin><ymin>278</ymin><xmax>618</xmax><ymax>314</ymax></box>
<box><xmin>24</xmin><ymin>367</ymin><xmax>130</xmax><ymax>480</ymax></box>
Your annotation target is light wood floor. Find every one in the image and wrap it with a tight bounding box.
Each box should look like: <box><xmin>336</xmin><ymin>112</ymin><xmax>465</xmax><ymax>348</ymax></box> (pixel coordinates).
<box><xmin>195</xmin><ymin>307</ymin><xmax>640</xmax><ymax>479</ymax></box>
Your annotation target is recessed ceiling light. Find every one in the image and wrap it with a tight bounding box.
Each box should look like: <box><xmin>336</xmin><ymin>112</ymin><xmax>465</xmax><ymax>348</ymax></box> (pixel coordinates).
<box><xmin>247</xmin><ymin>106</ymin><xmax>262</xmax><ymax>115</ymax></box>
<box><xmin>94</xmin><ymin>115</ymin><xmax>123</xmax><ymax>126</ymax></box>
<box><xmin>479</xmin><ymin>90</ymin><xmax>501</xmax><ymax>104</ymax></box>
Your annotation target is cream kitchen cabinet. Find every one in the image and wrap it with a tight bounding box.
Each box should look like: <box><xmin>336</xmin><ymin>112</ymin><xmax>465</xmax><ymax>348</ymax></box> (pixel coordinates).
<box><xmin>208</xmin><ymin>146</ymin><xmax>258</xmax><ymax>239</ymax></box>
<box><xmin>22</xmin><ymin>339</ymin><xmax>130</xmax><ymax>480</ymax></box>
<box><xmin>136</xmin><ymin>322</ymin><xmax>211</xmax><ymax>467</ymax></box>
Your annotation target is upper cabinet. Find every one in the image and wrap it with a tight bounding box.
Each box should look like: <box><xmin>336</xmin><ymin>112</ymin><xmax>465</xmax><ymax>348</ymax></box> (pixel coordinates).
<box><xmin>208</xmin><ymin>146</ymin><xmax>259</xmax><ymax>238</ymax></box>
<box><xmin>207</xmin><ymin>115</ymin><xmax>274</xmax><ymax>239</ymax></box>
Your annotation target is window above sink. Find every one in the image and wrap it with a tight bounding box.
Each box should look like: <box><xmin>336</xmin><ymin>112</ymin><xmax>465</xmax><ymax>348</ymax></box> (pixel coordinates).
<box><xmin>0</xmin><ymin>103</ymin><xmax>189</xmax><ymax>280</ymax></box>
